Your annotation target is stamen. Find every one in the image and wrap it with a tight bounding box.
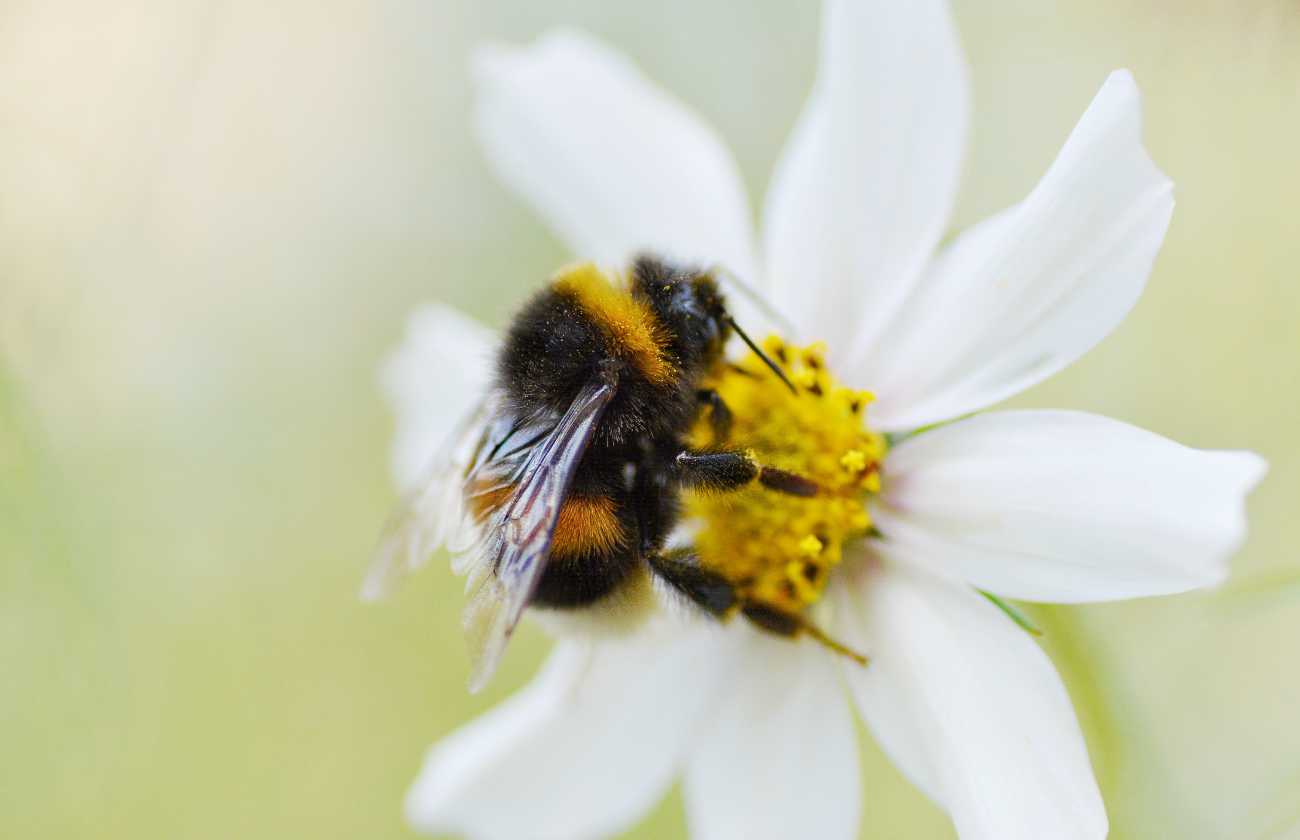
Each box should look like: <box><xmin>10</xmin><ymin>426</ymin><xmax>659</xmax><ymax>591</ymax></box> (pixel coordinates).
<box><xmin>840</xmin><ymin>449</ymin><xmax>868</xmax><ymax>473</ymax></box>
<box><xmin>798</xmin><ymin>535</ymin><xmax>824</xmax><ymax>557</ymax></box>
<box><xmin>685</xmin><ymin>336</ymin><xmax>887</xmax><ymax>644</ymax></box>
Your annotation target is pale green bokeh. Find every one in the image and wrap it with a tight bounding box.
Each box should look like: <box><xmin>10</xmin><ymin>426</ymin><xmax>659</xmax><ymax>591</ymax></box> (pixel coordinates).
<box><xmin>1</xmin><ymin>1</ymin><xmax>1297</xmax><ymax>838</ymax></box>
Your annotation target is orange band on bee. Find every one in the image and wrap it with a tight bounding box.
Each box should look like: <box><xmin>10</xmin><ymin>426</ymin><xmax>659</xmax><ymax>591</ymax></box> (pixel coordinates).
<box><xmin>551</xmin><ymin>495</ymin><xmax>625</xmax><ymax>556</ymax></box>
<box><xmin>468</xmin><ymin>482</ymin><xmax>624</xmax><ymax>557</ymax></box>
<box><xmin>553</xmin><ymin>263</ymin><xmax>676</xmax><ymax>386</ymax></box>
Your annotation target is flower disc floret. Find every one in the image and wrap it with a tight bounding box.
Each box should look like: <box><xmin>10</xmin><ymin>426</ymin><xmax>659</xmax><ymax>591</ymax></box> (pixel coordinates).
<box><xmin>686</xmin><ymin>337</ymin><xmax>886</xmax><ymax>616</ymax></box>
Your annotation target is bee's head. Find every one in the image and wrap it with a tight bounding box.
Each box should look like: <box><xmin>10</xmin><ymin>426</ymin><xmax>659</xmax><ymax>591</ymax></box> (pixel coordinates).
<box><xmin>632</xmin><ymin>254</ymin><xmax>797</xmax><ymax>393</ymax></box>
<box><xmin>631</xmin><ymin>255</ymin><xmax>731</xmax><ymax>372</ymax></box>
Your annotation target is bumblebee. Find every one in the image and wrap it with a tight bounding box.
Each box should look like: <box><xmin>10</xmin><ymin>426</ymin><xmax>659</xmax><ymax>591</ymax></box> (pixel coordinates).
<box><xmin>371</xmin><ymin>255</ymin><xmax>864</xmax><ymax>690</ymax></box>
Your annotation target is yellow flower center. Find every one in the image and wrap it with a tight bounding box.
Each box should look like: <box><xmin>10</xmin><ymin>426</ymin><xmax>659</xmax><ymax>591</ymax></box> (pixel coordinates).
<box><xmin>686</xmin><ymin>336</ymin><xmax>887</xmax><ymax>617</ymax></box>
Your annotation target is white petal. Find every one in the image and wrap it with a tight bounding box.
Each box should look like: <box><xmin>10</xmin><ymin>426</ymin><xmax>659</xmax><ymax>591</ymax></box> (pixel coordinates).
<box><xmin>867</xmin><ymin>71</ymin><xmax>1174</xmax><ymax>431</ymax></box>
<box><xmin>877</xmin><ymin>410</ymin><xmax>1268</xmax><ymax>602</ymax></box>
<box><xmin>382</xmin><ymin>303</ymin><xmax>497</xmax><ymax>489</ymax></box>
<box><xmin>474</xmin><ymin>30</ymin><xmax>756</xmax><ymax>280</ymax></box>
<box><xmin>406</xmin><ymin>621</ymin><xmax>732</xmax><ymax>840</ymax></box>
<box><xmin>836</xmin><ymin>564</ymin><xmax>1107</xmax><ymax>840</ymax></box>
<box><xmin>683</xmin><ymin>629</ymin><xmax>860</xmax><ymax>840</ymax></box>
<box><xmin>763</xmin><ymin>0</ymin><xmax>968</xmax><ymax>364</ymax></box>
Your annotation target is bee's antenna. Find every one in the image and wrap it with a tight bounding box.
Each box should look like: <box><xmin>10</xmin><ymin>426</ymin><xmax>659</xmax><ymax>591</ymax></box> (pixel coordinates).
<box><xmin>710</xmin><ymin>265</ymin><xmax>798</xmax><ymax>337</ymax></box>
<box><xmin>725</xmin><ymin>316</ymin><xmax>798</xmax><ymax>395</ymax></box>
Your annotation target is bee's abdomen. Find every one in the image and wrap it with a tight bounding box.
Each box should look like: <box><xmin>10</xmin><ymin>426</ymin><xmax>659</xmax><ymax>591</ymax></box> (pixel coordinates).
<box><xmin>549</xmin><ymin>495</ymin><xmax>626</xmax><ymax>557</ymax></box>
<box><xmin>531</xmin><ymin>494</ymin><xmax>639</xmax><ymax>608</ymax></box>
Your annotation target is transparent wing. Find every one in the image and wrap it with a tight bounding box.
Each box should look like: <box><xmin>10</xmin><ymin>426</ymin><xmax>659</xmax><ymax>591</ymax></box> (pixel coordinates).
<box><xmin>462</xmin><ymin>370</ymin><xmax>618</xmax><ymax>692</ymax></box>
<box><xmin>362</xmin><ymin>394</ymin><xmax>507</xmax><ymax>601</ymax></box>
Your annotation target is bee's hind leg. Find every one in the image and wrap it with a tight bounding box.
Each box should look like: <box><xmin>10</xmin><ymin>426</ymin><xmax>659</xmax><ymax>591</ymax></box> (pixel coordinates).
<box><xmin>673</xmin><ymin>449</ymin><xmax>821</xmax><ymax>497</ymax></box>
<box><xmin>647</xmin><ymin>548</ymin><xmax>870</xmax><ymax>666</ymax></box>
<box><xmin>646</xmin><ymin>548</ymin><xmax>738</xmax><ymax>618</ymax></box>
<box><xmin>741</xmin><ymin>603</ymin><xmax>869</xmax><ymax>666</ymax></box>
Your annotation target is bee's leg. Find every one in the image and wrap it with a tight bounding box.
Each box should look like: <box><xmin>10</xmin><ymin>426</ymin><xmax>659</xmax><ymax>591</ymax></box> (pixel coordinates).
<box><xmin>673</xmin><ymin>449</ymin><xmax>820</xmax><ymax>497</ymax></box>
<box><xmin>632</xmin><ymin>460</ymin><xmax>675</xmax><ymax>556</ymax></box>
<box><xmin>695</xmin><ymin>388</ymin><xmax>732</xmax><ymax>441</ymax></box>
<box><xmin>741</xmin><ymin>604</ymin><xmax>869</xmax><ymax>666</ymax></box>
<box><xmin>649</xmin><ymin>547</ymin><xmax>870</xmax><ymax>665</ymax></box>
<box><xmin>646</xmin><ymin>547</ymin><xmax>737</xmax><ymax>617</ymax></box>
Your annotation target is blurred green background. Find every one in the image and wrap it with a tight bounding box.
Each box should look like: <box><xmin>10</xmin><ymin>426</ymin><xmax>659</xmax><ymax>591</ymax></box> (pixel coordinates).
<box><xmin>2</xmin><ymin>1</ymin><xmax>1298</xmax><ymax>837</ymax></box>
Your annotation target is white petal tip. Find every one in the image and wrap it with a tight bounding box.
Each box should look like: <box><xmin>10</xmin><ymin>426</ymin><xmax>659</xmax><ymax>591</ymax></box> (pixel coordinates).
<box><xmin>1098</xmin><ymin>68</ymin><xmax>1176</xmax><ymax>192</ymax></box>
<box><xmin>471</xmin><ymin>28</ymin><xmax>611</xmax><ymax>86</ymax></box>
<box><xmin>403</xmin><ymin>778</ymin><xmax>448</xmax><ymax>837</ymax></box>
<box><xmin>1089</xmin><ymin>68</ymin><xmax>1149</xmax><ymax>137</ymax></box>
<box><xmin>1230</xmin><ymin>451</ymin><xmax>1270</xmax><ymax>490</ymax></box>
<box><xmin>1135</xmin><ymin>449</ymin><xmax>1268</xmax><ymax>594</ymax></box>
<box><xmin>1104</xmin><ymin>68</ymin><xmax>1139</xmax><ymax>94</ymax></box>
<box><xmin>1214</xmin><ymin>448</ymin><xmax>1268</xmax><ymax>504</ymax></box>
<box><xmin>402</xmin><ymin>742</ymin><xmax>455</xmax><ymax>833</ymax></box>
<box><xmin>359</xmin><ymin>562</ymin><xmax>400</xmax><ymax>602</ymax></box>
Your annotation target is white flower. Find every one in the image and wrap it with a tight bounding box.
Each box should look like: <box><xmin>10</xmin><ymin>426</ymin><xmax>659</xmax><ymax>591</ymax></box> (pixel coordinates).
<box><xmin>383</xmin><ymin>2</ymin><xmax>1267</xmax><ymax>838</ymax></box>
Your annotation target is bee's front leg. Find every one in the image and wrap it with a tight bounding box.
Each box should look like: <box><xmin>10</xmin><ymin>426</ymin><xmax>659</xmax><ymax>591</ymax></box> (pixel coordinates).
<box><xmin>673</xmin><ymin>449</ymin><xmax>821</xmax><ymax>497</ymax></box>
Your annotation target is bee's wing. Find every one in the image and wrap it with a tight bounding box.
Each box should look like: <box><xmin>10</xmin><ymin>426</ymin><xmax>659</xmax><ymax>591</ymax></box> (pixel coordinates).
<box><xmin>362</xmin><ymin>395</ymin><xmax>509</xmax><ymax>602</ymax></box>
<box><xmin>462</xmin><ymin>370</ymin><xmax>618</xmax><ymax>692</ymax></box>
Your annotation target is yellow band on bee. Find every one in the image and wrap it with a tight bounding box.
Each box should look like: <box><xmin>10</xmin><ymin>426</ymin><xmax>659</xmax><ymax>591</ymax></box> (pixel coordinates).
<box><xmin>553</xmin><ymin>263</ymin><xmax>676</xmax><ymax>386</ymax></box>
